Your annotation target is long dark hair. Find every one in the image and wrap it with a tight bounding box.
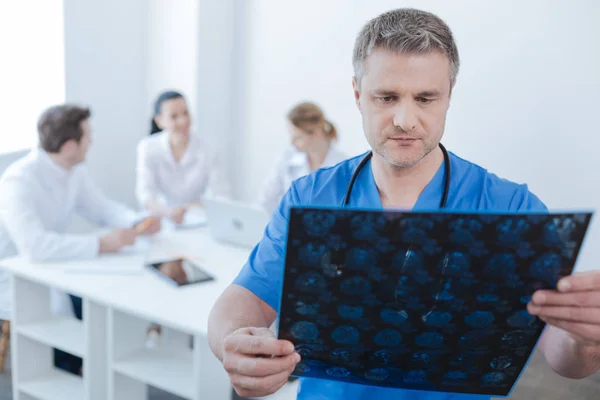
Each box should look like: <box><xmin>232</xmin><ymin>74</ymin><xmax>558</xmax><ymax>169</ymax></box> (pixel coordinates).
<box><xmin>150</xmin><ymin>90</ymin><xmax>184</xmax><ymax>135</ymax></box>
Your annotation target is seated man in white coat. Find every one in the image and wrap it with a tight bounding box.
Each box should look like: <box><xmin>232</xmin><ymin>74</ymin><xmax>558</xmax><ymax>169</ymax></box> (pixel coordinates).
<box><xmin>0</xmin><ymin>104</ymin><xmax>161</xmax><ymax>374</ymax></box>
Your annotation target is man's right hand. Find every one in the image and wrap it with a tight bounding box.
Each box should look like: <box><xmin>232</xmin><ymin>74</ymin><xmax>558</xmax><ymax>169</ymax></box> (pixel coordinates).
<box><xmin>222</xmin><ymin>327</ymin><xmax>300</xmax><ymax>398</ymax></box>
<box><xmin>169</xmin><ymin>206</ymin><xmax>187</xmax><ymax>224</ymax></box>
<box><xmin>99</xmin><ymin>228</ymin><xmax>137</xmax><ymax>253</ymax></box>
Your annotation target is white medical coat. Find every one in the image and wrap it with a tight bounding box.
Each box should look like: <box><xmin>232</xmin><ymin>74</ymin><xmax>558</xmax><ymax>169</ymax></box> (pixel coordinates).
<box><xmin>0</xmin><ymin>148</ymin><xmax>140</xmax><ymax>319</ymax></box>
<box><xmin>257</xmin><ymin>145</ymin><xmax>348</xmax><ymax>214</ymax></box>
<box><xmin>135</xmin><ymin>131</ymin><xmax>231</xmax><ymax>210</ymax></box>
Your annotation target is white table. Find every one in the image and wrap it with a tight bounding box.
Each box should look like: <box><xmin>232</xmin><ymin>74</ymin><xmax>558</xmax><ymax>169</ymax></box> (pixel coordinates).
<box><xmin>0</xmin><ymin>228</ymin><xmax>251</xmax><ymax>400</ymax></box>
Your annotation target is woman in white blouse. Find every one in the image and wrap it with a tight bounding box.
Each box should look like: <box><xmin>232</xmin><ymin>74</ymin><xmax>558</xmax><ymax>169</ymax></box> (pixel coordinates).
<box><xmin>257</xmin><ymin>102</ymin><xmax>347</xmax><ymax>213</ymax></box>
<box><xmin>136</xmin><ymin>91</ymin><xmax>231</xmax><ymax>224</ymax></box>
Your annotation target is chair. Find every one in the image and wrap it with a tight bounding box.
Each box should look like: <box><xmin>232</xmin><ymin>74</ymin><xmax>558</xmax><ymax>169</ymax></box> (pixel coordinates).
<box><xmin>0</xmin><ymin>320</ymin><xmax>9</xmax><ymax>373</ymax></box>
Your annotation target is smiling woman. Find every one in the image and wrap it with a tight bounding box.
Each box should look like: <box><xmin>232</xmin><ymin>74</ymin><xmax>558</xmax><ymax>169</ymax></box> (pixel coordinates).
<box><xmin>0</xmin><ymin>0</ymin><xmax>65</xmax><ymax>155</ymax></box>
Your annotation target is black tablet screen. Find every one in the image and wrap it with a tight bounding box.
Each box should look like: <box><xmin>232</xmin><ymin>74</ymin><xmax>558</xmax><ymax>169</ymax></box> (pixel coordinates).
<box><xmin>147</xmin><ymin>258</ymin><xmax>215</xmax><ymax>286</ymax></box>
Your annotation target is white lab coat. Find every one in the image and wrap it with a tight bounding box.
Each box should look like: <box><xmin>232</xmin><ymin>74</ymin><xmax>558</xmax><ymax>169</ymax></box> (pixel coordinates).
<box><xmin>0</xmin><ymin>148</ymin><xmax>141</xmax><ymax>320</ymax></box>
<box><xmin>257</xmin><ymin>145</ymin><xmax>348</xmax><ymax>214</ymax></box>
<box><xmin>135</xmin><ymin>131</ymin><xmax>231</xmax><ymax>210</ymax></box>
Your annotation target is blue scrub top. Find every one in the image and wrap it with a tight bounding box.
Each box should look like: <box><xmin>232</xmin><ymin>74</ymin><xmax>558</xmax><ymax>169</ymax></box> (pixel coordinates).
<box><xmin>233</xmin><ymin>151</ymin><xmax>547</xmax><ymax>400</ymax></box>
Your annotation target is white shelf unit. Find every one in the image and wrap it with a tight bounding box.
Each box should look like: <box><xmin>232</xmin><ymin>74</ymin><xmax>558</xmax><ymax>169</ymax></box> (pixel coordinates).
<box><xmin>113</xmin><ymin>348</ymin><xmax>193</xmax><ymax>399</ymax></box>
<box><xmin>108</xmin><ymin>309</ymin><xmax>189</xmax><ymax>400</ymax></box>
<box><xmin>19</xmin><ymin>368</ymin><xmax>84</xmax><ymax>400</ymax></box>
<box><xmin>17</xmin><ymin>317</ymin><xmax>84</xmax><ymax>357</ymax></box>
<box><xmin>10</xmin><ymin>275</ymin><xmax>107</xmax><ymax>400</ymax></box>
<box><xmin>108</xmin><ymin>309</ymin><xmax>230</xmax><ymax>400</ymax></box>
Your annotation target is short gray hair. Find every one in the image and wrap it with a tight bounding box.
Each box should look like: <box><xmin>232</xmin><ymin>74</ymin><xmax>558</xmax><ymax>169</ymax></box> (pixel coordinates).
<box><xmin>353</xmin><ymin>8</ymin><xmax>460</xmax><ymax>88</ymax></box>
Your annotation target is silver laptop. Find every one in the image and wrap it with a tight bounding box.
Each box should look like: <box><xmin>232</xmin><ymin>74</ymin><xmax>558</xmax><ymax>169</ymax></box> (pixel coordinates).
<box><xmin>203</xmin><ymin>198</ymin><xmax>270</xmax><ymax>248</ymax></box>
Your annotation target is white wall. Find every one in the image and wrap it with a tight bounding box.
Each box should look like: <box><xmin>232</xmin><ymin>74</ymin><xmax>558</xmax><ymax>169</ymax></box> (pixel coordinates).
<box><xmin>147</xmin><ymin>0</ymin><xmax>199</xmax><ymax>121</ymax></box>
<box><xmin>236</xmin><ymin>0</ymin><xmax>600</xmax><ymax>271</ymax></box>
<box><xmin>0</xmin><ymin>0</ymin><xmax>65</xmax><ymax>155</ymax></box>
<box><xmin>147</xmin><ymin>0</ymin><xmax>242</xmax><ymax>195</ymax></box>
<box><xmin>195</xmin><ymin>0</ymin><xmax>243</xmax><ymax>192</ymax></box>
<box><xmin>3</xmin><ymin>0</ymin><xmax>232</xmax><ymax>228</ymax></box>
<box><xmin>61</xmin><ymin>0</ymin><xmax>239</xmax><ymax>223</ymax></box>
<box><xmin>63</xmin><ymin>0</ymin><xmax>148</xmax><ymax>210</ymax></box>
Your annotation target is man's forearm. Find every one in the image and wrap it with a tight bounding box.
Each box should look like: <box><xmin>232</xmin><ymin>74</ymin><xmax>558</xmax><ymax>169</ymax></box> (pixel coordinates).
<box><xmin>207</xmin><ymin>284</ymin><xmax>275</xmax><ymax>361</ymax></box>
<box><xmin>540</xmin><ymin>326</ymin><xmax>600</xmax><ymax>379</ymax></box>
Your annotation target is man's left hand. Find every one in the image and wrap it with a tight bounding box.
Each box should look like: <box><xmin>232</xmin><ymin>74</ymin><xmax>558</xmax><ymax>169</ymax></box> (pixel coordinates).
<box><xmin>134</xmin><ymin>216</ymin><xmax>162</xmax><ymax>235</ymax></box>
<box><xmin>528</xmin><ymin>270</ymin><xmax>600</xmax><ymax>346</ymax></box>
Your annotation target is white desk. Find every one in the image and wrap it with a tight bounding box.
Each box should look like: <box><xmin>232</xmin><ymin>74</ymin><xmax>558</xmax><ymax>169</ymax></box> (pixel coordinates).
<box><xmin>0</xmin><ymin>228</ymin><xmax>250</xmax><ymax>400</ymax></box>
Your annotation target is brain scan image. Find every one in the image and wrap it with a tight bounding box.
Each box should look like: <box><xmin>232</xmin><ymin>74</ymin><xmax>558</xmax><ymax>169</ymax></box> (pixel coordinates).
<box><xmin>345</xmin><ymin>247</ymin><xmax>378</xmax><ymax>271</ymax></box>
<box><xmin>482</xmin><ymin>372</ymin><xmax>506</xmax><ymax>386</ymax></box>
<box><xmin>506</xmin><ymin>310</ymin><xmax>538</xmax><ymax>329</ymax></box>
<box><xmin>476</xmin><ymin>293</ymin><xmax>499</xmax><ymax>303</ymax></box>
<box><xmin>490</xmin><ymin>356</ymin><xmax>513</xmax><ymax>370</ymax></box>
<box><xmin>338</xmin><ymin>304</ymin><xmax>364</xmax><ymax>320</ymax></box>
<box><xmin>296</xmin><ymin>301</ymin><xmax>320</xmax><ymax>316</ymax></box>
<box><xmin>464</xmin><ymin>311</ymin><xmax>495</xmax><ymax>328</ymax></box>
<box><xmin>415</xmin><ymin>332</ymin><xmax>445</xmax><ymax>348</ymax></box>
<box><xmin>373</xmin><ymin>349</ymin><xmax>393</xmax><ymax>364</ymax></box>
<box><xmin>298</xmin><ymin>242</ymin><xmax>329</xmax><ymax>267</ymax></box>
<box><xmin>340</xmin><ymin>276</ymin><xmax>372</xmax><ymax>296</ymax></box>
<box><xmin>443</xmin><ymin>371</ymin><xmax>468</xmax><ymax>386</ymax></box>
<box><xmin>278</xmin><ymin>208</ymin><xmax>591</xmax><ymax>396</ymax></box>
<box><xmin>380</xmin><ymin>308</ymin><xmax>409</xmax><ymax>326</ymax></box>
<box><xmin>331</xmin><ymin>347</ymin><xmax>365</xmax><ymax>363</ymax></box>
<box><xmin>326</xmin><ymin>367</ymin><xmax>352</xmax><ymax>378</ymax></box>
<box><xmin>529</xmin><ymin>253</ymin><xmax>563</xmax><ymax>285</ymax></box>
<box><xmin>351</xmin><ymin>213</ymin><xmax>388</xmax><ymax>240</ymax></box>
<box><xmin>294</xmin><ymin>272</ymin><xmax>327</xmax><ymax>293</ymax></box>
<box><xmin>439</xmin><ymin>251</ymin><xmax>471</xmax><ymax>277</ymax></box>
<box><xmin>448</xmin><ymin>217</ymin><xmax>483</xmax><ymax>245</ymax></box>
<box><xmin>290</xmin><ymin>321</ymin><xmax>320</xmax><ymax>342</ymax></box>
<box><xmin>332</xmin><ymin>326</ymin><xmax>360</xmax><ymax>345</ymax></box>
<box><xmin>374</xmin><ymin>329</ymin><xmax>402</xmax><ymax>346</ymax></box>
<box><xmin>484</xmin><ymin>253</ymin><xmax>517</xmax><ymax>280</ymax></box>
<box><xmin>496</xmin><ymin>218</ymin><xmax>531</xmax><ymax>245</ymax></box>
<box><xmin>403</xmin><ymin>370</ymin><xmax>428</xmax><ymax>384</ymax></box>
<box><xmin>391</xmin><ymin>248</ymin><xmax>425</xmax><ymax>276</ymax></box>
<box><xmin>294</xmin><ymin>343</ymin><xmax>327</xmax><ymax>358</ymax></box>
<box><xmin>365</xmin><ymin>368</ymin><xmax>390</xmax><ymax>382</ymax></box>
<box><xmin>422</xmin><ymin>311</ymin><xmax>453</xmax><ymax>327</ymax></box>
<box><xmin>302</xmin><ymin>211</ymin><xmax>337</xmax><ymax>237</ymax></box>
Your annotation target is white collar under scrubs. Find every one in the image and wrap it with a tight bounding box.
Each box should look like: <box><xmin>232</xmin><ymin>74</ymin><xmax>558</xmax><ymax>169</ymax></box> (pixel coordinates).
<box><xmin>257</xmin><ymin>144</ymin><xmax>348</xmax><ymax>214</ymax></box>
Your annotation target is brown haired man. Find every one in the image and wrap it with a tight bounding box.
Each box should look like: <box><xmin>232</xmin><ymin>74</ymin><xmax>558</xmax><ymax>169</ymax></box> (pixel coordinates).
<box><xmin>0</xmin><ymin>104</ymin><xmax>160</xmax><ymax>374</ymax></box>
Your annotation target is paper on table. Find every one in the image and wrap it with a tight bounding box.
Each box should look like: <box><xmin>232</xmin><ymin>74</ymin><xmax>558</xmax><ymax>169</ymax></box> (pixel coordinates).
<box><xmin>64</xmin><ymin>256</ymin><xmax>145</xmax><ymax>275</ymax></box>
<box><xmin>64</xmin><ymin>238</ymin><xmax>152</xmax><ymax>275</ymax></box>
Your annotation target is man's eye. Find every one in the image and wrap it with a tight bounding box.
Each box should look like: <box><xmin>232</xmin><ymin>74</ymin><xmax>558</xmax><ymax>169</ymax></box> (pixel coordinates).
<box><xmin>379</xmin><ymin>96</ymin><xmax>395</xmax><ymax>103</ymax></box>
<box><xmin>416</xmin><ymin>97</ymin><xmax>432</xmax><ymax>104</ymax></box>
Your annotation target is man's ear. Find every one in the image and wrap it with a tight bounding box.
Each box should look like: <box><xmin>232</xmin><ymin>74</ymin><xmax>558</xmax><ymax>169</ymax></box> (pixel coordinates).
<box><xmin>352</xmin><ymin>76</ymin><xmax>362</xmax><ymax>111</ymax></box>
<box><xmin>59</xmin><ymin>139</ymin><xmax>76</xmax><ymax>155</ymax></box>
<box><xmin>448</xmin><ymin>79</ymin><xmax>456</xmax><ymax>106</ymax></box>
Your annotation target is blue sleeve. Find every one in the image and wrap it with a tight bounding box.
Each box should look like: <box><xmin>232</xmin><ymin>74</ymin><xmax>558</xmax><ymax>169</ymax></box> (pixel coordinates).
<box><xmin>232</xmin><ymin>184</ymin><xmax>301</xmax><ymax>312</ymax></box>
<box><xmin>509</xmin><ymin>184</ymin><xmax>548</xmax><ymax>212</ymax></box>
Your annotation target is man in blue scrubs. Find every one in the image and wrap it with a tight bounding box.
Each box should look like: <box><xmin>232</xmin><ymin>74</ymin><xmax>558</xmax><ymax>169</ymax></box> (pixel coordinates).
<box><xmin>208</xmin><ymin>8</ymin><xmax>600</xmax><ymax>400</ymax></box>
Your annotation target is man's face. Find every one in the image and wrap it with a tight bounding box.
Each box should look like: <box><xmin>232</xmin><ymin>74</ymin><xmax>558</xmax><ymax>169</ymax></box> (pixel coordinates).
<box><xmin>353</xmin><ymin>49</ymin><xmax>453</xmax><ymax>169</ymax></box>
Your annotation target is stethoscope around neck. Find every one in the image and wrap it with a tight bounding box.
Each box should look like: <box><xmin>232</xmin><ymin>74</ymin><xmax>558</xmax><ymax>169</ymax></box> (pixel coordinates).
<box><xmin>341</xmin><ymin>143</ymin><xmax>451</xmax><ymax>208</ymax></box>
